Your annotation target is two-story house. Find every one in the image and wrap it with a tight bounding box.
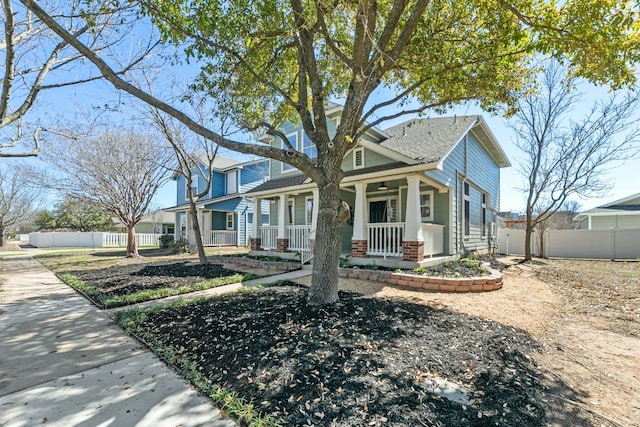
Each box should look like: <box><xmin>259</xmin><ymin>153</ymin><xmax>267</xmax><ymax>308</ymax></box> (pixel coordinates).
<box><xmin>245</xmin><ymin>109</ymin><xmax>510</xmax><ymax>264</ymax></box>
<box><xmin>168</xmin><ymin>156</ymin><xmax>270</xmax><ymax>247</ymax></box>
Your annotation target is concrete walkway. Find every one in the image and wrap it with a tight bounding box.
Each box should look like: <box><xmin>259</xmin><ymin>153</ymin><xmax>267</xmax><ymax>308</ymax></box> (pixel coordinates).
<box><xmin>0</xmin><ymin>253</ymin><xmax>238</xmax><ymax>427</ymax></box>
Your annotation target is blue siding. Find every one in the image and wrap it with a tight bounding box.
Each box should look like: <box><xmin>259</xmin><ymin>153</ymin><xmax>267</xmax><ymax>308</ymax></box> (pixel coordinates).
<box><xmin>211</xmin><ymin>172</ymin><xmax>225</xmax><ymax>198</ymax></box>
<box><xmin>425</xmin><ymin>132</ymin><xmax>502</xmax><ymax>254</ymax></box>
<box><xmin>240</xmin><ymin>161</ymin><xmax>269</xmax><ymax>193</ymax></box>
<box><xmin>269</xmin><ymin>118</ymin><xmax>338</xmax><ymax>179</ymax></box>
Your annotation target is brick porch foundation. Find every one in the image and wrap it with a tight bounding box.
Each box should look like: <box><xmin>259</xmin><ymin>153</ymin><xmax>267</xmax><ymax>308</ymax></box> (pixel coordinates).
<box><xmin>250</xmin><ymin>238</ymin><xmax>261</xmax><ymax>251</ymax></box>
<box><xmin>351</xmin><ymin>239</ymin><xmax>367</xmax><ymax>258</ymax></box>
<box><xmin>276</xmin><ymin>238</ymin><xmax>289</xmax><ymax>252</ymax></box>
<box><xmin>403</xmin><ymin>240</ymin><xmax>425</xmax><ymax>262</ymax></box>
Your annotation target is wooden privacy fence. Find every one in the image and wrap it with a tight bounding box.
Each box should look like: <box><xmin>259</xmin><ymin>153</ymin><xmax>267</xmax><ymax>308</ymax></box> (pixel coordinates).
<box><xmin>29</xmin><ymin>232</ymin><xmax>163</xmax><ymax>248</ymax></box>
<box><xmin>497</xmin><ymin>228</ymin><xmax>640</xmax><ymax>260</ymax></box>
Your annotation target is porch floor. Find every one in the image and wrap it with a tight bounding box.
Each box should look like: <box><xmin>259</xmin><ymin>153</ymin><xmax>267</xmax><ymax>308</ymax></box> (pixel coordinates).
<box><xmin>345</xmin><ymin>254</ymin><xmax>454</xmax><ymax>270</ymax></box>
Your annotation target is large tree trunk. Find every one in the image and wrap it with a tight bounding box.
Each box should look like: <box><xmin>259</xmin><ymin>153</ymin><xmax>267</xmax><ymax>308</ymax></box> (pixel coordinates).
<box><xmin>307</xmin><ymin>180</ymin><xmax>344</xmax><ymax>305</ymax></box>
<box><xmin>126</xmin><ymin>224</ymin><xmax>139</xmax><ymax>258</ymax></box>
<box><xmin>0</xmin><ymin>225</ymin><xmax>5</xmax><ymax>247</ymax></box>
<box><xmin>188</xmin><ymin>199</ymin><xmax>208</xmax><ymax>264</ymax></box>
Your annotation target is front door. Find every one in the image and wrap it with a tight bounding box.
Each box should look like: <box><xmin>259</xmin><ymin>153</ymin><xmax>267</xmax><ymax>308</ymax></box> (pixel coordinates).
<box><xmin>369</xmin><ymin>200</ymin><xmax>388</xmax><ymax>223</ymax></box>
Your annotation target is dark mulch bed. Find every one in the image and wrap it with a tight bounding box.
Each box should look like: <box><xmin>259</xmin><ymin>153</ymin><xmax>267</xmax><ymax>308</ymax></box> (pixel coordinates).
<box><xmin>118</xmin><ymin>283</ymin><xmax>547</xmax><ymax>426</ymax></box>
<box><xmin>70</xmin><ymin>260</ymin><xmax>249</xmax><ymax>298</ymax></box>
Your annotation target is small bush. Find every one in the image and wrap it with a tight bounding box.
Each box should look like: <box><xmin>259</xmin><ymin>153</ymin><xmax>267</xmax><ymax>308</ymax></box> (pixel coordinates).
<box><xmin>173</xmin><ymin>238</ymin><xmax>189</xmax><ymax>254</ymax></box>
<box><xmin>159</xmin><ymin>234</ymin><xmax>175</xmax><ymax>249</ymax></box>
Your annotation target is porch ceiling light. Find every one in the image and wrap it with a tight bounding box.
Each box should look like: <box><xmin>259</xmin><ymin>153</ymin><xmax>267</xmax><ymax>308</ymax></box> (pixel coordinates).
<box><xmin>378</xmin><ymin>182</ymin><xmax>388</xmax><ymax>191</ymax></box>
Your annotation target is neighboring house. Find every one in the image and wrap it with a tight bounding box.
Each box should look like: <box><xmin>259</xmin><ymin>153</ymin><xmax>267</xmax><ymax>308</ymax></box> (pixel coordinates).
<box><xmin>574</xmin><ymin>193</ymin><xmax>640</xmax><ymax>229</ymax></box>
<box><xmin>167</xmin><ymin>156</ymin><xmax>270</xmax><ymax>247</ymax></box>
<box><xmin>112</xmin><ymin>209</ymin><xmax>175</xmax><ymax>234</ymax></box>
<box><xmin>245</xmin><ymin>109</ymin><xmax>510</xmax><ymax>264</ymax></box>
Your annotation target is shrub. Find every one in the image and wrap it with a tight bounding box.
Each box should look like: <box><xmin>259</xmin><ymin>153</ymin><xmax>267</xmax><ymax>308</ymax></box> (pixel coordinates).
<box><xmin>173</xmin><ymin>238</ymin><xmax>189</xmax><ymax>254</ymax></box>
<box><xmin>159</xmin><ymin>234</ymin><xmax>175</xmax><ymax>249</ymax></box>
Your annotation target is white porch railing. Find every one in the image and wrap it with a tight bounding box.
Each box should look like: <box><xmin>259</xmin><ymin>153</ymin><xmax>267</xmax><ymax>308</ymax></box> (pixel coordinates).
<box><xmin>260</xmin><ymin>226</ymin><xmax>278</xmax><ymax>250</ymax></box>
<box><xmin>102</xmin><ymin>233</ymin><xmax>159</xmax><ymax>247</ymax></box>
<box><xmin>366</xmin><ymin>222</ymin><xmax>405</xmax><ymax>257</ymax></box>
<box><xmin>287</xmin><ymin>225</ymin><xmax>312</xmax><ymax>251</ymax></box>
<box><xmin>202</xmin><ymin>230</ymin><xmax>237</xmax><ymax>247</ymax></box>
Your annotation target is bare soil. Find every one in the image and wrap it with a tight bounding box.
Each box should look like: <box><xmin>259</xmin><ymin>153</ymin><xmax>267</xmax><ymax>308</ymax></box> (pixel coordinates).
<box><xmin>292</xmin><ymin>258</ymin><xmax>639</xmax><ymax>426</ymax></box>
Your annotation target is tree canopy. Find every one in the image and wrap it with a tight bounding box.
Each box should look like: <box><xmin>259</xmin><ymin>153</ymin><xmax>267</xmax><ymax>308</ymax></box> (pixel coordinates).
<box><xmin>20</xmin><ymin>0</ymin><xmax>640</xmax><ymax>303</ymax></box>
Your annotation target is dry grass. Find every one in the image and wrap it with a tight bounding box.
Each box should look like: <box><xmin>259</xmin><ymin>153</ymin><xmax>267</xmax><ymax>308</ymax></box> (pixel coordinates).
<box><xmin>536</xmin><ymin>259</ymin><xmax>640</xmax><ymax>338</ymax></box>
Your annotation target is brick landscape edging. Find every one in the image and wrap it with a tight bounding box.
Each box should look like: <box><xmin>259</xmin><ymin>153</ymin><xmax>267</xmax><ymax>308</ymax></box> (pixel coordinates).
<box><xmin>211</xmin><ymin>256</ymin><xmax>300</xmax><ymax>272</ymax></box>
<box><xmin>338</xmin><ymin>265</ymin><xmax>503</xmax><ymax>292</ymax></box>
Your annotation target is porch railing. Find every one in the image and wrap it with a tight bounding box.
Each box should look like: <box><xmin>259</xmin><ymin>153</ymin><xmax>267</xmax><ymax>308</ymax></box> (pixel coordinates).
<box><xmin>102</xmin><ymin>233</ymin><xmax>159</xmax><ymax>247</ymax></box>
<box><xmin>366</xmin><ymin>222</ymin><xmax>405</xmax><ymax>258</ymax></box>
<box><xmin>260</xmin><ymin>226</ymin><xmax>278</xmax><ymax>250</ymax></box>
<box><xmin>287</xmin><ymin>225</ymin><xmax>312</xmax><ymax>251</ymax></box>
<box><xmin>202</xmin><ymin>230</ymin><xmax>237</xmax><ymax>247</ymax></box>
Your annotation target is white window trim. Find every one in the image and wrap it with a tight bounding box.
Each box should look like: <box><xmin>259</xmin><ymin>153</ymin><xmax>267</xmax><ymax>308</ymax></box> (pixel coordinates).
<box><xmin>226</xmin><ymin>213</ymin><xmax>234</xmax><ymax>230</ymax></box>
<box><xmin>420</xmin><ymin>190</ymin><xmax>435</xmax><ymax>222</ymax></box>
<box><xmin>185</xmin><ymin>175</ymin><xmax>198</xmax><ymax>200</ymax></box>
<box><xmin>305</xmin><ymin>196</ymin><xmax>313</xmax><ymax>225</ymax></box>
<box><xmin>281</xmin><ymin>132</ymin><xmax>298</xmax><ymax>174</ymax></box>
<box><xmin>353</xmin><ymin>147</ymin><xmax>365</xmax><ymax>169</ymax></box>
<box><xmin>481</xmin><ymin>192</ymin><xmax>487</xmax><ymax>239</ymax></box>
<box><xmin>226</xmin><ymin>170</ymin><xmax>238</xmax><ymax>194</ymax></box>
<box><xmin>302</xmin><ymin>132</ymin><xmax>317</xmax><ymax>159</ymax></box>
<box><xmin>463</xmin><ymin>182</ymin><xmax>470</xmax><ymax>238</ymax></box>
<box><xmin>287</xmin><ymin>198</ymin><xmax>295</xmax><ymax>225</ymax></box>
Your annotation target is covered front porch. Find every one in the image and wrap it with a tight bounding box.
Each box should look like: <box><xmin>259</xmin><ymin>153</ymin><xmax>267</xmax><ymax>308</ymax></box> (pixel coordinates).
<box><xmin>249</xmin><ymin>174</ymin><xmax>450</xmax><ymax>263</ymax></box>
<box><xmin>173</xmin><ymin>209</ymin><xmax>239</xmax><ymax>247</ymax></box>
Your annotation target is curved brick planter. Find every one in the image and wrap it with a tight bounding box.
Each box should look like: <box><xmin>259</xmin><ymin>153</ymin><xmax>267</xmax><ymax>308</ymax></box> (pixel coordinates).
<box><xmin>338</xmin><ymin>265</ymin><xmax>503</xmax><ymax>293</ymax></box>
<box><xmin>210</xmin><ymin>256</ymin><xmax>301</xmax><ymax>272</ymax></box>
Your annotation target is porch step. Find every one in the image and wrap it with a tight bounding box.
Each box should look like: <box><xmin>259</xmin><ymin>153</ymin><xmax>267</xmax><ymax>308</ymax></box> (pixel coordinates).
<box><xmin>301</xmin><ymin>263</ymin><xmax>313</xmax><ymax>271</ymax></box>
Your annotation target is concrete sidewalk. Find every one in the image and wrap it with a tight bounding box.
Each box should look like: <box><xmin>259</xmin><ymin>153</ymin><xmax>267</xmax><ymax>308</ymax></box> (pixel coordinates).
<box><xmin>0</xmin><ymin>252</ymin><xmax>237</xmax><ymax>427</ymax></box>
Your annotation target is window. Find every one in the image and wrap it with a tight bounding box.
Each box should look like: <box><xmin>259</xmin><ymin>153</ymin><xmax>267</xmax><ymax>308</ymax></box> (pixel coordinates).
<box><xmin>281</xmin><ymin>133</ymin><xmax>297</xmax><ymax>172</ymax></box>
<box><xmin>226</xmin><ymin>213</ymin><xmax>234</xmax><ymax>230</ymax></box>
<box><xmin>287</xmin><ymin>199</ymin><xmax>295</xmax><ymax>225</ymax></box>
<box><xmin>185</xmin><ymin>175</ymin><xmax>198</xmax><ymax>200</ymax></box>
<box><xmin>226</xmin><ymin>170</ymin><xmax>237</xmax><ymax>194</ymax></box>
<box><xmin>353</xmin><ymin>147</ymin><xmax>364</xmax><ymax>169</ymax></box>
<box><xmin>305</xmin><ymin>196</ymin><xmax>314</xmax><ymax>225</ymax></box>
<box><xmin>302</xmin><ymin>133</ymin><xmax>317</xmax><ymax>159</ymax></box>
<box><xmin>481</xmin><ymin>193</ymin><xmax>487</xmax><ymax>238</ymax></box>
<box><xmin>420</xmin><ymin>191</ymin><xmax>434</xmax><ymax>222</ymax></box>
<box><xmin>463</xmin><ymin>182</ymin><xmax>470</xmax><ymax>237</ymax></box>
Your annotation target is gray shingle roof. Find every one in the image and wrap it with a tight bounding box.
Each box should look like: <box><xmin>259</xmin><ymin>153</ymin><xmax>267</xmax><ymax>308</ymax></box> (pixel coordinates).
<box><xmin>380</xmin><ymin>116</ymin><xmax>478</xmax><ymax>163</ymax></box>
<box><xmin>247</xmin><ymin>174</ymin><xmax>308</xmax><ymax>193</ymax></box>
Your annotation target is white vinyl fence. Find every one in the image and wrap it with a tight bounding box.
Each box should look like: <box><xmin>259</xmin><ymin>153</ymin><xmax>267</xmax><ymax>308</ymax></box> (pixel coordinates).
<box><xmin>497</xmin><ymin>228</ymin><xmax>640</xmax><ymax>260</ymax></box>
<box><xmin>29</xmin><ymin>232</ymin><xmax>162</xmax><ymax>248</ymax></box>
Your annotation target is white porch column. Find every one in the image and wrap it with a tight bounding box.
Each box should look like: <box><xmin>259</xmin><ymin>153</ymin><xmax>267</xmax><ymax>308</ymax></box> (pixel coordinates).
<box><xmin>352</xmin><ymin>183</ymin><xmax>366</xmax><ymax>240</ymax></box>
<box><xmin>186</xmin><ymin>211</ymin><xmax>195</xmax><ymax>246</ymax></box>
<box><xmin>351</xmin><ymin>182</ymin><xmax>368</xmax><ymax>257</ymax></box>
<box><xmin>310</xmin><ymin>189</ymin><xmax>319</xmax><ymax>240</ymax></box>
<box><xmin>277</xmin><ymin>194</ymin><xmax>288</xmax><ymax>252</ymax></box>
<box><xmin>174</xmin><ymin>212</ymin><xmax>180</xmax><ymax>241</ymax></box>
<box><xmin>404</xmin><ymin>175</ymin><xmax>424</xmax><ymax>262</ymax></box>
<box><xmin>277</xmin><ymin>194</ymin><xmax>287</xmax><ymax>238</ymax></box>
<box><xmin>252</xmin><ymin>198</ymin><xmax>261</xmax><ymax>239</ymax></box>
<box><xmin>405</xmin><ymin>175</ymin><xmax>423</xmax><ymax>242</ymax></box>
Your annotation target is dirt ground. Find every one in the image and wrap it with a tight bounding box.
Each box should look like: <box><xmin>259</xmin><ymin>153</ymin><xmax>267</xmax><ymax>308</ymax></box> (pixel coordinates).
<box><xmin>294</xmin><ymin>258</ymin><xmax>640</xmax><ymax>427</ymax></box>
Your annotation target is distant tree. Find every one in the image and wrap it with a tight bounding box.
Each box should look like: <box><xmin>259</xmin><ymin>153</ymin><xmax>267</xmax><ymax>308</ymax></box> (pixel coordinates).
<box><xmin>34</xmin><ymin>209</ymin><xmax>57</xmax><ymax>231</ymax></box>
<box><xmin>45</xmin><ymin>130</ymin><xmax>172</xmax><ymax>257</ymax></box>
<box><xmin>148</xmin><ymin>103</ymin><xmax>222</xmax><ymax>265</ymax></box>
<box><xmin>55</xmin><ymin>199</ymin><xmax>112</xmax><ymax>231</ymax></box>
<box><xmin>511</xmin><ymin>61</ymin><xmax>640</xmax><ymax>261</ymax></box>
<box><xmin>0</xmin><ymin>167</ymin><xmax>42</xmax><ymax>245</ymax></box>
<box><xmin>0</xmin><ymin>0</ymin><xmax>158</xmax><ymax>157</ymax></box>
